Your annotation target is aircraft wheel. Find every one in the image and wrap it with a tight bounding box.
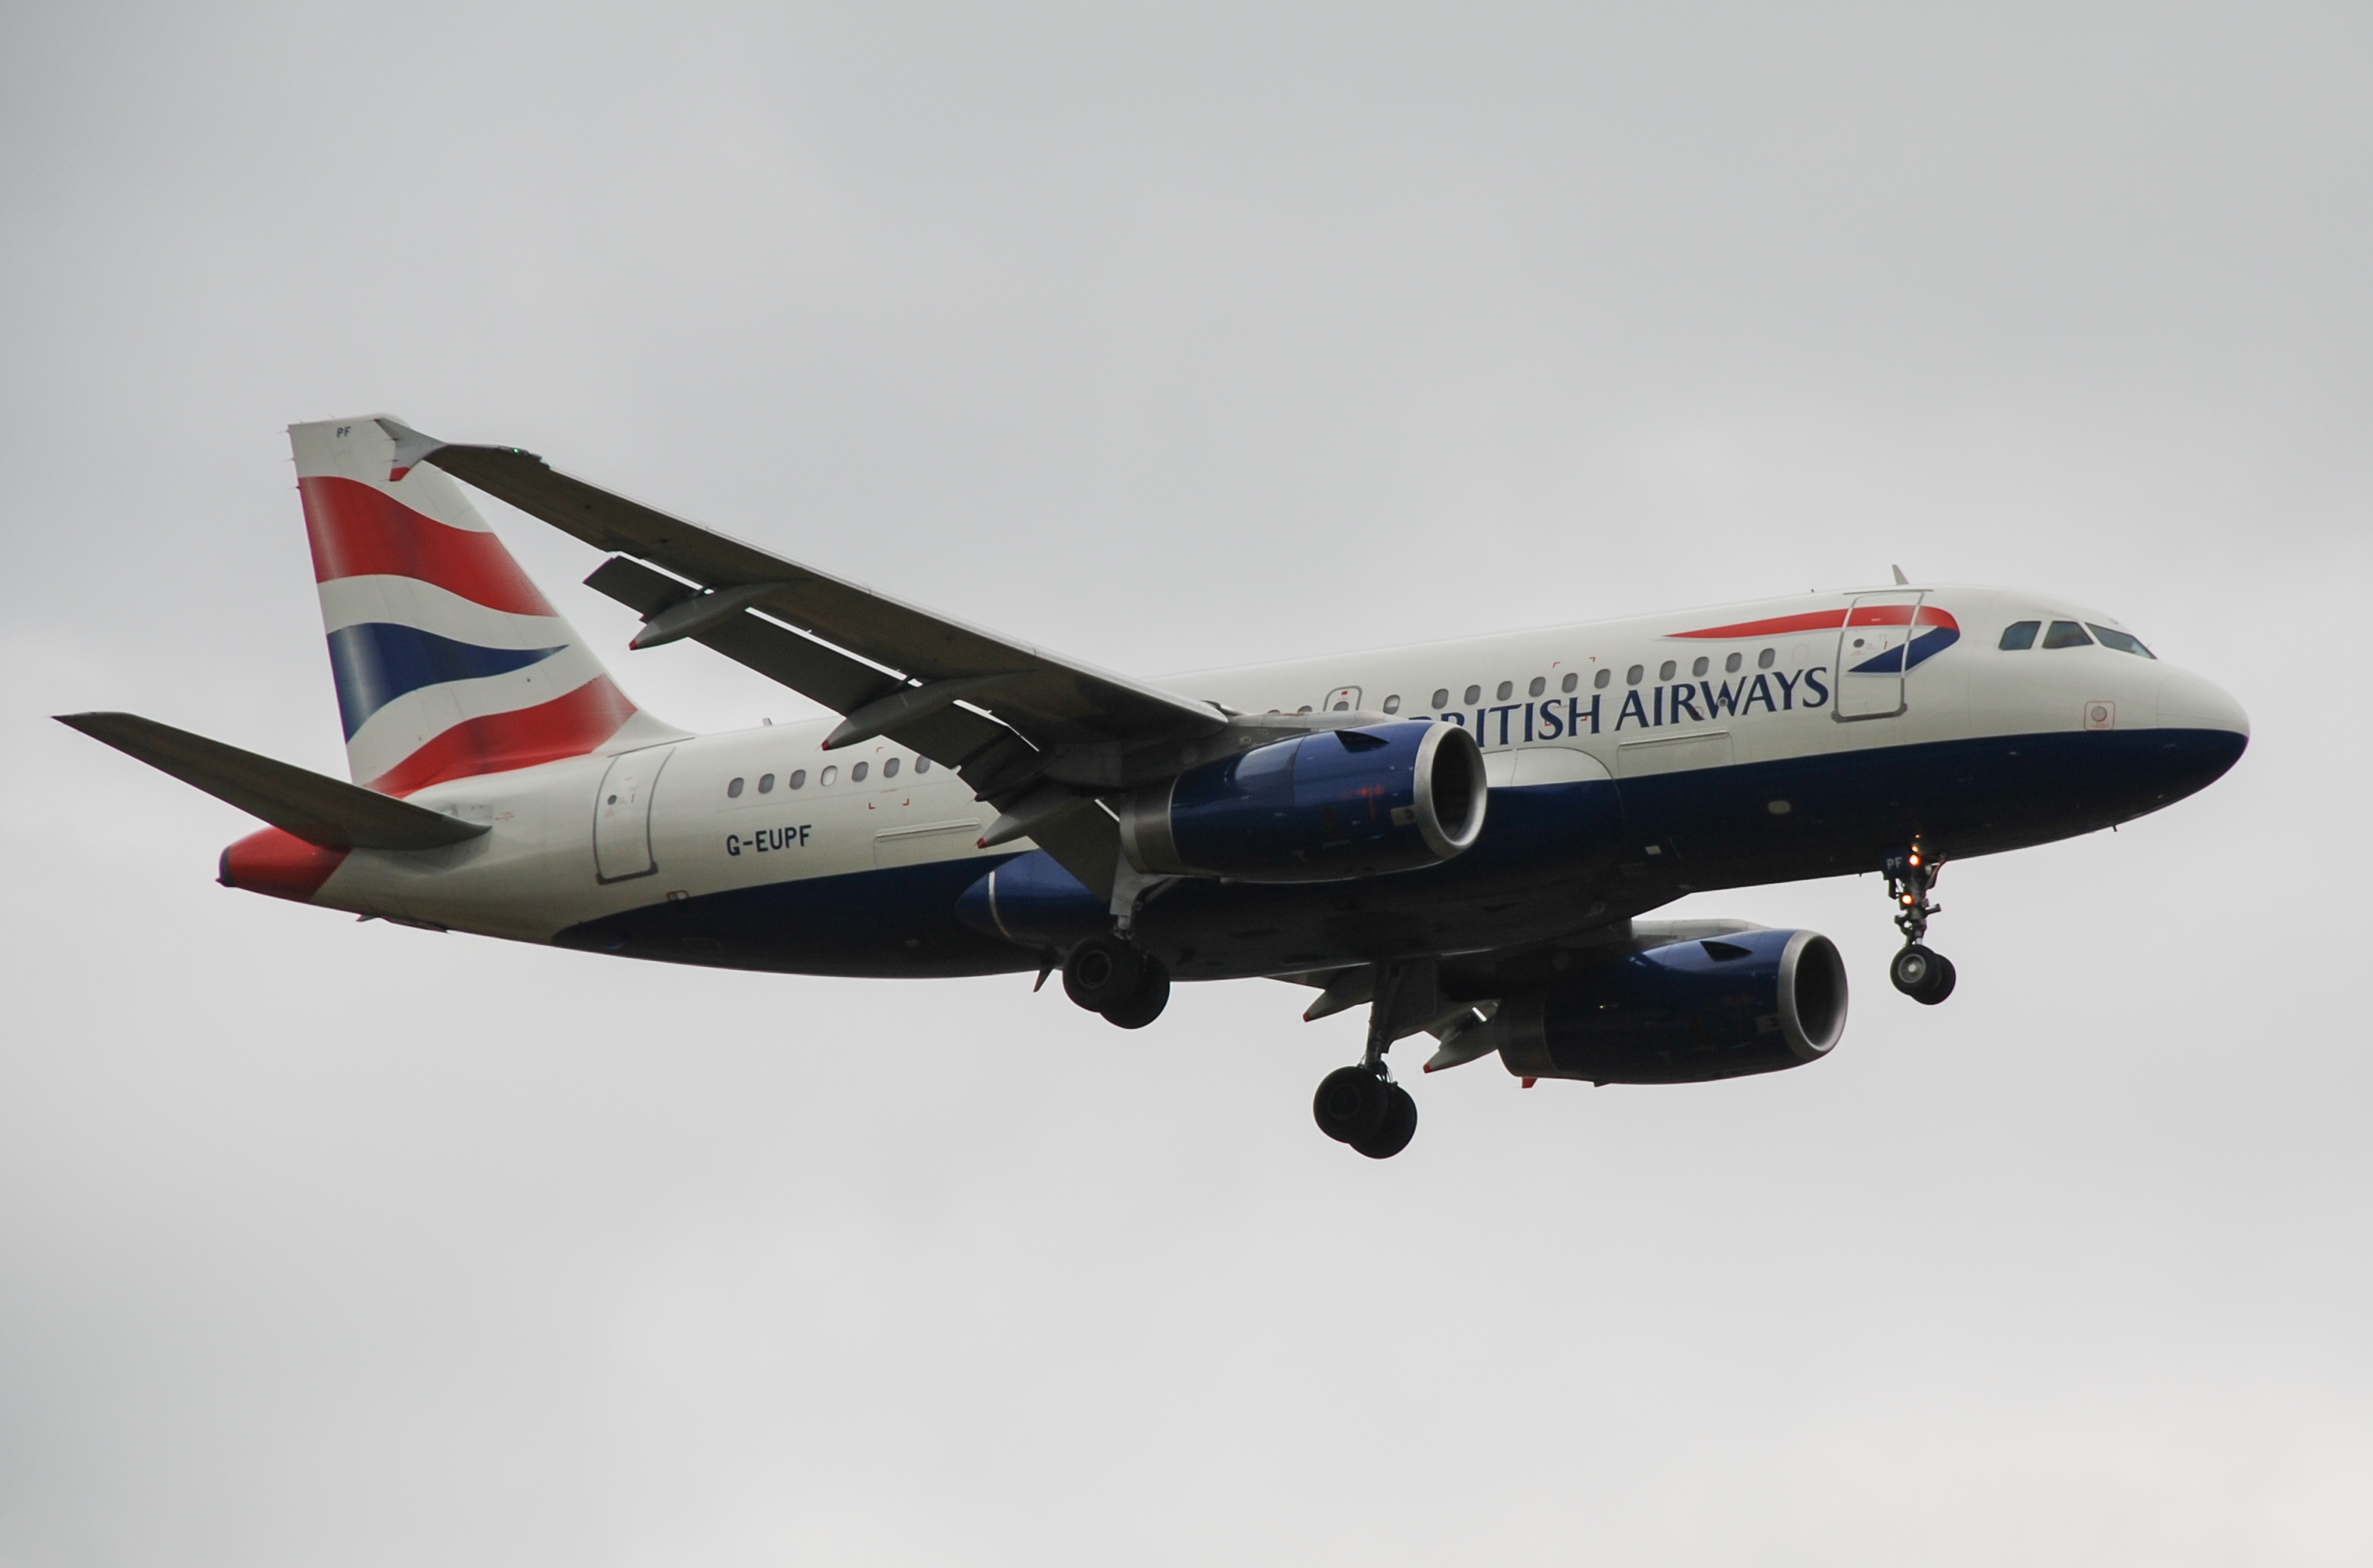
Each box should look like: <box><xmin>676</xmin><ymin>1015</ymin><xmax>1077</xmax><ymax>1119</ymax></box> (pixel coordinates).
<box><xmin>1100</xmin><ymin>958</ymin><xmax>1171</xmax><ymax>1030</ymax></box>
<box><xmin>1890</xmin><ymin>944</ymin><xmax>1957</xmax><ymax>1006</ymax></box>
<box><xmin>1063</xmin><ymin>937</ymin><xmax>1143</xmax><ymax>1013</ymax></box>
<box><xmin>1313</xmin><ymin>1066</ymin><xmax>1391</xmax><ymax>1145</ymax></box>
<box><xmin>1351</xmin><ymin>1084</ymin><xmax>1418</xmax><ymax>1160</ymax></box>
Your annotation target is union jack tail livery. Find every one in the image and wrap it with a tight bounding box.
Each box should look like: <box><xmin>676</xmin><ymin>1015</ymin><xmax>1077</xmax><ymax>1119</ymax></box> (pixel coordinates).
<box><xmin>290</xmin><ymin>417</ymin><xmax>674</xmax><ymax>795</ymax></box>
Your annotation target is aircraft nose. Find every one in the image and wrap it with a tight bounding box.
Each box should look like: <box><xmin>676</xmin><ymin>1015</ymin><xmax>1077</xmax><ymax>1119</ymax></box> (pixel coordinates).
<box><xmin>2158</xmin><ymin>669</ymin><xmax>2249</xmax><ymax>739</ymax></box>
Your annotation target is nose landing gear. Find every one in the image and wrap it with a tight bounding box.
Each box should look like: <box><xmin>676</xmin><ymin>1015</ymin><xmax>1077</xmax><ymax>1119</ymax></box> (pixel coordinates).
<box><xmin>1883</xmin><ymin>849</ymin><xmax>1957</xmax><ymax>1005</ymax></box>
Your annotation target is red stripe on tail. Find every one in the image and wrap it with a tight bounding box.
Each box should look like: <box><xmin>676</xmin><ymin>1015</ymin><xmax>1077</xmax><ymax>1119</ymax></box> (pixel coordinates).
<box><xmin>298</xmin><ymin>476</ymin><xmax>556</xmax><ymax>617</ymax></box>
<box><xmin>367</xmin><ymin>676</ymin><xmax>638</xmax><ymax>797</ymax></box>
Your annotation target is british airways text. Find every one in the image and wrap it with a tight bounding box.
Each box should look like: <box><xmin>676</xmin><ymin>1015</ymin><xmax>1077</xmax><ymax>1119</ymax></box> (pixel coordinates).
<box><xmin>1432</xmin><ymin>667</ymin><xmax>1831</xmax><ymax>743</ymax></box>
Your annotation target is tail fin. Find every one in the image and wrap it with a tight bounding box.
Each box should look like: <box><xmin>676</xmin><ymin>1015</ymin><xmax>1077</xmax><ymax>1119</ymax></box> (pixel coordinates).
<box><xmin>290</xmin><ymin>416</ymin><xmax>674</xmax><ymax>795</ymax></box>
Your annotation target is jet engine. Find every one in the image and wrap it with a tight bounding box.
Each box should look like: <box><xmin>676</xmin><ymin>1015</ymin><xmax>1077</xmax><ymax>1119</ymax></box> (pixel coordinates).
<box><xmin>1484</xmin><ymin>928</ymin><xmax>1848</xmax><ymax>1084</ymax></box>
<box><xmin>1115</xmin><ymin>720</ymin><xmax>1487</xmax><ymax>882</ymax></box>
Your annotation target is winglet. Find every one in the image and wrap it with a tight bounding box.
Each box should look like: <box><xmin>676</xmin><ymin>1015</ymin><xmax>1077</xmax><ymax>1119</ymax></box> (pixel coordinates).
<box><xmin>374</xmin><ymin>416</ymin><xmax>449</xmax><ymax>482</ymax></box>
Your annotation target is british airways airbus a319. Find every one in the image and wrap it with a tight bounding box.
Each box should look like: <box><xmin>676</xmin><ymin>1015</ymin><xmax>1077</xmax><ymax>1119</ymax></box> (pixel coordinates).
<box><xmin>62</xmin><ymin>417</ymin><xmax>2249</xmax><ymax>1159</ymax></box>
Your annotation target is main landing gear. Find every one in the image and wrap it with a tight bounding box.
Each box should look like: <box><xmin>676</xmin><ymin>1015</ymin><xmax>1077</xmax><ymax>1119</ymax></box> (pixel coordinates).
<box><xmin>1060</xmin><ymin>935</ymin><xmax>1171</xmax><ymax>1029</ymax></box>
<box><xmin>1313</xmin><ymin>1066</ymin><xmax>1418</xmax><ymax>1159</ymax></box>
<box><xmin>1883</xmin><ymin>847</ymin><xmax>1957</xmax><ymax>1006</ymax></box>
<box><xmin>1310</xmin><ymin>961</ymin><xmax>1420</xmax><ymax>1159</ymax></box>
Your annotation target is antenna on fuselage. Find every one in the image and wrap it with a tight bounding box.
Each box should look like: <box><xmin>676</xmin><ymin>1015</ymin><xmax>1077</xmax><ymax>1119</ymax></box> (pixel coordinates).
<box><xmin>1891</xmin><ymin>564</ymin><xmax>1910</xmax><ymax>586</ymax></box>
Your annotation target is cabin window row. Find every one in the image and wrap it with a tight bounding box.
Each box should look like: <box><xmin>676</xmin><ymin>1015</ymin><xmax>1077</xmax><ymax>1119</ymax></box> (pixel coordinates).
<box><xmin>1421</xmin><ymin>648</ymin><xmax>1776</xmax><ymax>711</ymax></box>
<box><xmin>725</xmin><ymin>754</ymin><xmax>933</xmax><ymax>798</ymax></box>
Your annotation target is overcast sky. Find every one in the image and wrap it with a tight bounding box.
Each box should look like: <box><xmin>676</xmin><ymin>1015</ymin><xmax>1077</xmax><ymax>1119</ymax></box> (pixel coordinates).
<box><xmin>4</xmin><ymin>3</ymin><xmax>2369</xmax><ymax>1564</ymax></box>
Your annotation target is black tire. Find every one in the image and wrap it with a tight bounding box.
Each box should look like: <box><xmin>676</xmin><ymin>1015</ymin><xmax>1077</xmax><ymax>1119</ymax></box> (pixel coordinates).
<box><xmin>1352</xmin><ymin>1084</ymin><xmax>1418</xmax><ymax>1159</ymax></box>
<box><xmin>1916</xmin><ymin>953</ymin><xmax>1957</xmax><ymax>1007</ymax></box>
<box><xmin>1313</xmin><ymin>1066</ymin><xmax>1390</xmax><ymax>1145</ymax></box>
<box><xmin>1100</xmin><ymin>958</ymin><xmax>1171</xmax><ymax>1029</ymax></box>
<box><xmin>1890</xmin><ymin>944</ymin><xmax>1940</xmax><ymax>998</ymax></box>
<box><xmin>1063</xmin><ymin>937</ymin><xmax>1143</xmax><ymax>1013</ymax></box>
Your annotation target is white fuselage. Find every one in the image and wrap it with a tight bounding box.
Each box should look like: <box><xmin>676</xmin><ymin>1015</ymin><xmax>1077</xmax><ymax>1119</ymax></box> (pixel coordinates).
<box><xmin>295</xmin><ymin>585</ymin><xmax>2246</xmax><ymax>954</ymax></box>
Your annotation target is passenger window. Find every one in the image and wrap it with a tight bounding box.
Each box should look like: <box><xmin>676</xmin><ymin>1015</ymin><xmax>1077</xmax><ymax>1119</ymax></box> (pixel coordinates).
<box><xmin>1658</xmin><ymin>660</ymin><xmax>1676</xmax><ymax>681</ymax></box>
<box><xmin>1382</xmin><ymin>694</ymin><xmax>1401</xmax><ymax>714</ymax></box>
<box><xmin>1528</xmin><ymin>676</ymin><xmax>1547</xmax><ymax>697</ymax></box>
<box><xmin>1758</xmin><ymin>648</ymin><xmax>1775</xmax><ymax>669</ymax></box>
<box><xmin>1562</xmin><ymin>672</ymin><xmax>1579</xmax><ymax>693</ymax></box>
<box><xmin>757</xmin><ymin>773</ymin><xmax>775</xmax><ymax>794</ymax></box>
<box><xmin>913</xmin><ymin>757</ymin><xmax>930</xmax><ymax>774</ymax></box>
<box><xmin>1999</xmin><ymin>621</ymin><xmax>2041</xmax><ymax>650</ymax></box>
<box><xmin>1463</xmin><ymin>685</ymin><xmax>1481</xmax><ymax>705</ymax></box>
<box><xmin>726</xmin><ymin>777</ymin><xmax>744</xmax><ymax>798</ymax></box>
<box><xmin>883</xmin><ymin>757</ymin><xmax>900</xmax><ymax>778</ymax></box>
<box><xmin>820</xmin><ymin>765</ymin><xmax>838</xmax><ymax>786</ymax></box>
<box><xmin>1690</xmin><ymin>656</ymin><xmax>1708</xmax><ymax>678</ymax></box>
<box><xmin>788</xmin><ymin>770</ymin><xmax>807</xmax><ymax>789</ymax></box>
<box><xmin>2087</xmin><ymin>624</ymin><xmax>2156</xmax><ymax>659</ymax></box>
<box><xmin>1594</xmin><ymin>669</ymin><xmax>1611</xmax><ymax>690</ymax></box>
<box><xmin>2042</xmin><ymin>621</ymin><xmax>2093</xmax><ymax>649</ymax></box>
<box><xmin>1626</xmin><ymin>665</ymin><xmax>1643</xmax><ymax>686</ymax></box>
<box><xmin>852</xmin><ymin>761</ymin><xmax>870</xmax><ymax>782</ymax></box>
<box><xmin>1496</xmin><ymin>680</ymin><xmax>1513</xmax><ymax>701</ymax></box>
<box><xmin>1725</xmin><ymin>652</ymin><xmax>1742</xmax><ymax>673</ymax></box>
<box><xmin>1432</xmin><ymin>688</ymin><xmax>1450</xmax><ymax>709</ymax></box>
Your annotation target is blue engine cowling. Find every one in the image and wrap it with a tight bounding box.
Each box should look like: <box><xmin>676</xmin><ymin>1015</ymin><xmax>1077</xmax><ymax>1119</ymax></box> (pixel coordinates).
<box><xmin>1115</xmin><ymin>720</ymin><xmax>1487</xmax><ymax>882</ymax></box>
<box><xmin>1487</xmin><ymin>928</ymin><xmax>1848</xmax><ymax>1084</ymax></box>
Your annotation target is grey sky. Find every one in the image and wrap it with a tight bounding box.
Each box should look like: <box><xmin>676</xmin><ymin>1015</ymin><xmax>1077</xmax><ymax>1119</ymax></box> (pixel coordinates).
<box><xmin>3</xmin><ymin>2</ymin><xmax>2368</xmax><ymax>1563</ymax></box>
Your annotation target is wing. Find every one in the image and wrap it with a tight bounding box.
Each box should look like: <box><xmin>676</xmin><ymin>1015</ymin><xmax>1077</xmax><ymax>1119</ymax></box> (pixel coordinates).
<box><xmin>378</xmin><ymin>419</ymin><xmax>1243</xmax><ymax>897</ymax></box>
<box><xmin>1275</xmin><ymin>919</ymin><xmax>1770</xmax><ymax>1073</ymax></box>
<box><xmin>382</xmin><ymin>419</ymin><xmax>1223</xmax><ymax>746</ymax></box>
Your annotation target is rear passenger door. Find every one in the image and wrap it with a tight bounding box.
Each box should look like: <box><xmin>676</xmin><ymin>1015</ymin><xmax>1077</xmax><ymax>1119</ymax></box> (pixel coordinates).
<box><xmin>593</xmin><ymin>746</ymin><xmax>674</xmax><ymax>881</ymax></box>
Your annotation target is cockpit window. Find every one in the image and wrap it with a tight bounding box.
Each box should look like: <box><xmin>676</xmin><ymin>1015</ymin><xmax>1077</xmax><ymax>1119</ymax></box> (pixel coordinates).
<box><xmin>2041</xmin><ymin>620</ymin><xmax>2093</xmax><ymax>649</ymax></box>
<box><xmin>1999</xmin><ymin>621</ymin><xmax>2041</xmax><ymax>650</ymax></box>
<box><xmin>2086</xmin><ymin>624</ymin><xmax>2156</xmax><ymax>659</ymax></box>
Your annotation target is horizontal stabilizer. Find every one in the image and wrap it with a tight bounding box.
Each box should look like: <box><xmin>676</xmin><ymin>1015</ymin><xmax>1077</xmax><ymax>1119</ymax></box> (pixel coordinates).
<box><xmin>56</xmin><ymin>712</ymin><xmax>491</xmax><ymax>851</ymax></box>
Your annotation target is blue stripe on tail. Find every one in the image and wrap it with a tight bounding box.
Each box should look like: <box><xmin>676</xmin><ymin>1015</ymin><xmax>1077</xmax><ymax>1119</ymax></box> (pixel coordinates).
<box><xmin>327</xmin><ymin>624</ymin><xmax>565</xmax><ymax>738</ymax></box>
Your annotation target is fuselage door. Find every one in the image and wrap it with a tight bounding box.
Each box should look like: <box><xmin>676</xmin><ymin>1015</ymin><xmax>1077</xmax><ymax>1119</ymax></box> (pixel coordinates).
<box><xmin>593</xmin><ymin>746</ymin><xmax>674</xmax><ymax>881</ymax></box>
<box><xmin>1834</xmin><ymin>592</ymin><xmax>1926</xmax><ymax>721</ymax></box>
<box><xmin>1322</xmin><ymin>686</ymin><xmax>1362</xmax><ymax>713</ymax></box>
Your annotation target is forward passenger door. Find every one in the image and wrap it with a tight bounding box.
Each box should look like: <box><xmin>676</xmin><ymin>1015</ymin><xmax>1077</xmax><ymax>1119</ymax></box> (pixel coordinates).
<box><xmin>1835</xmin><ymin>593</ymin><xmax>1925</xmax><ymax>721</ymax></box>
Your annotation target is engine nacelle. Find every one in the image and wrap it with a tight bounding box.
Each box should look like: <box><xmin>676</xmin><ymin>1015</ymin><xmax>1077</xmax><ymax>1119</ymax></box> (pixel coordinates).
<box><xmin>1115</xmin><ymin>720</ymin><xmax>1487</xmax><ymax>882</ymax></box>
<box><xmin>1488</xmin><ymin>928</ymin><xmax>1848</xmax><ymax>1084</ymax></box>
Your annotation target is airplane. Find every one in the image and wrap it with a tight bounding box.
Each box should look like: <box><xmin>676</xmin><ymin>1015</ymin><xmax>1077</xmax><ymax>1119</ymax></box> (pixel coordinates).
<box><xmin>59</xmin><ymin>416</ymin><xmax>2250</xmax><ymax>1159</ymax></box>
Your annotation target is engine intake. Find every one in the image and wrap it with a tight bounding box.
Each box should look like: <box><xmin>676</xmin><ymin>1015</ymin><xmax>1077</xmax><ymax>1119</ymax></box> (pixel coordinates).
<box><xmin>1487</xmin><ymin>928</ymin><xmax>1847</xmax><ymax>1084</ymax></box>
<box><xmin>1117</xmin><ymin>720</ymin><xmax>1487</xmax><ymax>882</ymax></box>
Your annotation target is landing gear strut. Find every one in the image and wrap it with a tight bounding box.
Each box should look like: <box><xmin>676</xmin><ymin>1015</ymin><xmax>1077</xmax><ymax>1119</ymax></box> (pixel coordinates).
<box><xmin>1311</xmin><ymin>961</ymin><xmax>1419</xmax><ymax>1159</ymax></box>
<box><xmin>1883</xmin><ymin>848</ymin><xmax>1957</xmax><ymax>1006</ymax></box>
<box><xmin>1061</xmin><ymin>936</ymin><xmax>1171</xmax><ymax>1029</ymax></box>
